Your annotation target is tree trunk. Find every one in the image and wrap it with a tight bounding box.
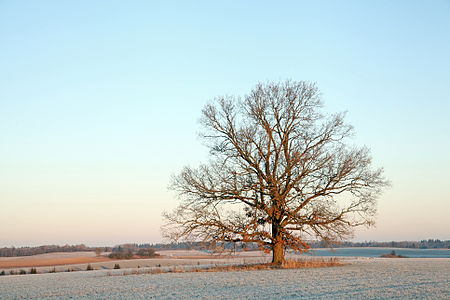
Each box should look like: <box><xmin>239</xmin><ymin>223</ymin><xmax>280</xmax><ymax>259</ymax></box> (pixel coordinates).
<box><xmin>272</xmin><ymin>222</ymin><xmax>285</xmax><ymax>264</ymax></box>
<box><xmin>272</xmin><ymin>241</ymin><xmax>284</xmax><ymax>264</ymax></box>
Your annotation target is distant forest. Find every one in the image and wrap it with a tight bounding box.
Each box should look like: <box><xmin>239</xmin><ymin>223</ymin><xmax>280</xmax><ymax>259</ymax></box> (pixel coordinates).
<box><xmin>329</xmin><ymin>239</ymin><xmax>449</xmax><ymax>249</ymax></box>
<box><xmin>0</xmin><ymin>244</ymin><xmax>102</xmax><ymax>257</ymax></box>
<box><xmin>147</xmin><ymin>239</ymin><xmax>450</xmax><ymax>251</ymax></box>
<box><xmin>1</xmin><ymin>239</ymin><xmax>448</xmax><ymax>257</ymax></box>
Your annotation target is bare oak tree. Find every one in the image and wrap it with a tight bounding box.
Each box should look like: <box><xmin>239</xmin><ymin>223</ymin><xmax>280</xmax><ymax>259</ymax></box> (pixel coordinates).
<box><xmin>163</xmin><ymin>80</ymin><xmax>389</xmax><ymax>263</ymax></box>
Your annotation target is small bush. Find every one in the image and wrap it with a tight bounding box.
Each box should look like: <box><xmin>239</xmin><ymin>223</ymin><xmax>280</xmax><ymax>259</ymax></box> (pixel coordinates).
<box><xmin>19</xmin><ymin>269</ymin><xmax>27</xmax><ymax>275</ymax></box>
<box><xmin>0</xmin><ymin>270</ymin><xmax>5</xmax><ymax>276</ymax></box>
<box><xmin>94</xmin><ymin>247</ymin><xmax>103</xmax><ymax>256</ymax></box>
<box><xmin>114</xmin><ymin>264</ymin><xmax>120</xmax><ymax>269</ymax></box>
<box><xmin>137</xmin><ymin>248</ymin><xmax>157</xmax><ymax>257</ymax></box>
<box><xmin>109</xmin><ymin>249</ymin><xmax>134</xmax><ymax>259</ymax></box>
<box><xmin>30</xmin><ymin>268</ymin><xmax>37</xmax><ymax>274</ymax></box>
<box><xmin>86</xmin><ymin>264</ymin><xmax>94</xmax><ymax>271</ymax></box>
<box><xmin>10</xmin><ymin>270</ymin><xmax>16</xmax><ymax>275</ymax></box>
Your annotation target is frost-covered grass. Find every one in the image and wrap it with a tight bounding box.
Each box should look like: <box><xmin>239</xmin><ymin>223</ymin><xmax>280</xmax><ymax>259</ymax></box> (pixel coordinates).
<box><xmin>0</xmin><ymin>258</ymin><xmax>449</xmax><ymax>299</ymax></box>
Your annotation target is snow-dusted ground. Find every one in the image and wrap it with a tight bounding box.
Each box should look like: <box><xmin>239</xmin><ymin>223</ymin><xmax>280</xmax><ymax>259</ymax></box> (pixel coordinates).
<box><xmin>1</xmin><ymin>258</ymin><xmax>449</xmax><ymax>299</ymax></box>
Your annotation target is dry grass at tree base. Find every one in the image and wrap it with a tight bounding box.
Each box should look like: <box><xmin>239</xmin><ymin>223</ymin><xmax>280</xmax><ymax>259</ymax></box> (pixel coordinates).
<box><xmin>194</xmin><ymin>258</ymin><xmax>343</xmax><ymax>272</ymax></box>
<box><xmin>110</xmin><ymin>258</ymin><xmax>342</xmax><ymax>276</ymax></box>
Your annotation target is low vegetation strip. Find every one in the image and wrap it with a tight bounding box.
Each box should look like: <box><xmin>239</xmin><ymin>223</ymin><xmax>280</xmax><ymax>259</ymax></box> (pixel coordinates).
<box><xmin>107</xmin><ymin>258</ymin><xmax>342</xmax><ymax>277</ymax></box>
<box><xmin>1</xmin><ymin>257</ymin><xmax>341</xmax><ymax>277</ymax></box>
<box><xmin>207</xmin><ymin>258</ymin><xmax>342</xmax><ymax>272</ymax></box>
<box><xmin>380</xmin><ymin>250</ymin><xmax>407</xmax><ymax>258</ymax></box>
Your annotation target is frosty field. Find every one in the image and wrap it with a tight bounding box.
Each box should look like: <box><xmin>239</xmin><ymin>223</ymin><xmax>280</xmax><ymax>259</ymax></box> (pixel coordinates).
<box><xmin>1</xmin><ymin>258</ymin><xmax>449</xmax><ymax>299</ymax></box>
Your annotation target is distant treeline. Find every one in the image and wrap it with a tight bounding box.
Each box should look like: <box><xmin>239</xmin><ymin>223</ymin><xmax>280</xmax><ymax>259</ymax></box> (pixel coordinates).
<box><xmin>143</xmin><ymin>239</ymin><xmax>450</xmax><ymax>251</ymax></box>
<box><xmin>1</xmin><ymin>239</ymin><xmax>448</xmax><ymax>257</ymax></box>
<box><xmin>108</xmin><ymin>244</ymin><xmax>158</xmax><ymax>259</ymax></box>
<box><xmin>0</xmin><ymin>244</ymin><xmax>107</xmax><ymax>257</ymax></box>
<box><xmin>0</xmin><ymin>243</ymin><xmax>160</xmax><ymax>257</ymax></box>
<box><xmin>329</xmin><ymin>239</ymin><xmax>449</xmax><ymax>249</ymax></box>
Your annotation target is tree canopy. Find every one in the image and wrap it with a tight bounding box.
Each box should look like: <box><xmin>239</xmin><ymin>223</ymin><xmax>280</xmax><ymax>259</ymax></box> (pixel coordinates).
<box><xmin>163</xmin><ymin>80</ymin><xmax>389</xmax><ymax>263</ymax></box>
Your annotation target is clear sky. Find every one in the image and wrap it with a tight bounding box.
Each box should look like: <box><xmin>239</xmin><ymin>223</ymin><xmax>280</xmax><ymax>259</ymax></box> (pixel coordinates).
<box><xmin>1</xmin><ymin>1</ymin><xmax>449</xmax><ymax>247</ymax></box>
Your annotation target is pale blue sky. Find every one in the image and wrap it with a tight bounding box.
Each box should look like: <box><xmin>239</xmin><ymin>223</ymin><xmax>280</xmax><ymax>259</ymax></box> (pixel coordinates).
<box><xmin>1</xmin><ymin>1</ymin><xmax>449</xmax><ymax>246</ymax></box>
